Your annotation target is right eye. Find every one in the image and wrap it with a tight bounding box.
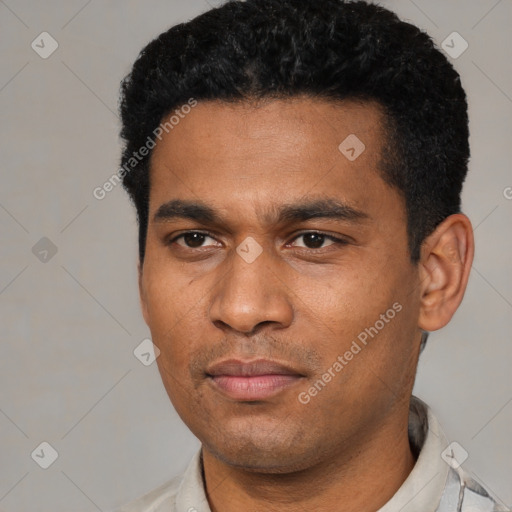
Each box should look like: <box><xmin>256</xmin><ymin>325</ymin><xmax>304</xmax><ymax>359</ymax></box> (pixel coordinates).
<box><xmin>170</xmin><ymin>231</ymin><xmax>220</xmax><ymax>249</ymax></box>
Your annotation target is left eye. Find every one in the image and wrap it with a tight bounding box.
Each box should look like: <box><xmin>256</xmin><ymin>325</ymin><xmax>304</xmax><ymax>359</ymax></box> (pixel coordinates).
<box><xmin>290</xmin><ymin>233</ymin><xmax>339</xmax><ymax>249</ymax></box>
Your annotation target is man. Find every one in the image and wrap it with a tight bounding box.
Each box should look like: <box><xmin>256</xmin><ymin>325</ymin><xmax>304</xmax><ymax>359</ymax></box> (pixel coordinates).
<box><xmin>116</xmin><ymin>1</ymin><xmax>507</xmax><ymax>511</ymax></box>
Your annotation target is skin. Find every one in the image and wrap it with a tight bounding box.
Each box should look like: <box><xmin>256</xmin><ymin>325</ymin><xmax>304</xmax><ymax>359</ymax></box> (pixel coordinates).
<box><xmin>138</xmin><ymin>97</ymin><xmax>474</xmax><ymax>512</ymax></box>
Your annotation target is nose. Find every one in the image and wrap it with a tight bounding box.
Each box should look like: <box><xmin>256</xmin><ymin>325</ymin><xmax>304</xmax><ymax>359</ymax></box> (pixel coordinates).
<box><xmin>209</xmin><ymin>246</ymin><xmax>294</xmax><ymax>335</ymax></box>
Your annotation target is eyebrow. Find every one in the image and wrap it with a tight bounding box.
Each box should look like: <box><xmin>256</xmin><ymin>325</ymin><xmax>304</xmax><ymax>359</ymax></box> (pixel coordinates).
<box><xmin>153</xmin><ymin>198</ymin><xmax>369</xmax><ymax>226</ymax></box>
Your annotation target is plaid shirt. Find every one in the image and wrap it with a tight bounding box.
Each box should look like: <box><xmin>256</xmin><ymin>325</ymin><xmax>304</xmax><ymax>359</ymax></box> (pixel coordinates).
<box><xmin>117</xmin><ymin>396</ymin><xmax>509</xmax><ymax>512</ymax></box>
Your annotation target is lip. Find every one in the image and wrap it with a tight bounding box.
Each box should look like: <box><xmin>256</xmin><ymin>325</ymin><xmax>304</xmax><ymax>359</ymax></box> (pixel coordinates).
<box><xmin>206</xmin><ymin>358</ymin><xmax>304</xmax><ymax>401</ymax></box>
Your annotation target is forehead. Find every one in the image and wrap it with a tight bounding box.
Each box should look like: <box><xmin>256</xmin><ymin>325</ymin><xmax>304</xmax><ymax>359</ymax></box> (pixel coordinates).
<box><xmin>151</xmin><ymin>96</ymin><xmax>386</xmax><ymax>165</ymax></box>
<box><xmin>148</xmin><ymin>97</ymin><xmax>401</xmax><ymax>224</ymax></box>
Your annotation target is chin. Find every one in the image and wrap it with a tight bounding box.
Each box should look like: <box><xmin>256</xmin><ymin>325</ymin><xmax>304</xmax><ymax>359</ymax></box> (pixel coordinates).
<box><xmin>200</xmin><ymin>422</ymin><xmax>326</xmax><ymax>474</ymax></box>
<box><xmin>209</xmin><ymin>445</ymin><xmax>310</xmax><ymax>473</ymax></box>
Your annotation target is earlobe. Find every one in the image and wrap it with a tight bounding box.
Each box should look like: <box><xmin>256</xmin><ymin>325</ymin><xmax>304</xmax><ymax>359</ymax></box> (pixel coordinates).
<box><xmin>138</xmin><ymin>261</ymin><xmax>150</xmax><ymax>326</ymax></box>
<box><xmin>418</xmin><ymin>214</ymin><xmax>474</xmax><ymax>332</ymax></box>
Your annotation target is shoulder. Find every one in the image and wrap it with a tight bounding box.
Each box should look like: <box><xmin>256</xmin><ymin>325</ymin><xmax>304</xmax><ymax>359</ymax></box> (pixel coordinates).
<box><xmin>439</xmin><ymin>465</ymin><xmax>510</xmax><ymax>512</ymax></box>
<box><xmin>460</xmin><ymin>469</ymin><xmax>509</xmax><ymax>512</ymax></box>
<box><xmin>114</xmin><ymin>449</ymin><xmax>206</xmax><ymax>512</ymax></box>
<box><xmin>114</xmin><ymin>474</ymin><xmax>182</xmax><ymax>512</ymax></box>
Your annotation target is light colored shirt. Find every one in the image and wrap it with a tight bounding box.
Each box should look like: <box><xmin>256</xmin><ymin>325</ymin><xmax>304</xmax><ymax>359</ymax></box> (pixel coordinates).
<box><xmin>116</xmin><ymin>396</ymin><xmax>509</xmax><ymax>511</ymax></box>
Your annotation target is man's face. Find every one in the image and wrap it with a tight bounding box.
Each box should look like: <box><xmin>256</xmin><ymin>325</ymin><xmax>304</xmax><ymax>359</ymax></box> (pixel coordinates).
<box><xmin>140</xmin><ymin>98</ymin><xmax>423</xmax><ymax>472</ymax></box>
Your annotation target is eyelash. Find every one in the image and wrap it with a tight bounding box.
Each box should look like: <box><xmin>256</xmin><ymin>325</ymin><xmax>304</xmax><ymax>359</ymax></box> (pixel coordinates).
<box><xmin>167</xmin><ymin>231</ymin><xmax>349</xmax><ymax>250</ymax></box>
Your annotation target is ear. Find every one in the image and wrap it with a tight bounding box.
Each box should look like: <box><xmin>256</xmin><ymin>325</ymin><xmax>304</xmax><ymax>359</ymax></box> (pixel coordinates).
<box><xmin>418</xmin><ymin>213</ymin><xmax>474</xmax><ymax>332</ymax></box>
<box><xmin>138</xmin><ymin>260</ymin><xmax>150</xmax><ymax>326</ymax></box>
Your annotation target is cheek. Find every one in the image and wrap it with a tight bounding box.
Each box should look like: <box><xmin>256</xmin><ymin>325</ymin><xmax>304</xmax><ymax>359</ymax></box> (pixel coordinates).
<box><xmin>294</xmin><ymin>258</ymin><xmax>416</xmax><ymax>380</ymax></box>
<box><xmin>291</xmin><ymin>262</ymin><xmax>392</xmax><ymax>334</ymax></box>
<box><xmin>142</xmin><ymin>269</ymin><xmax>202</xmax><ymax>367</ymax></box>
<box><xmin>144</xmin><ymin>257</ymin><xmax>192</xmax><ymax>319</ymax></box>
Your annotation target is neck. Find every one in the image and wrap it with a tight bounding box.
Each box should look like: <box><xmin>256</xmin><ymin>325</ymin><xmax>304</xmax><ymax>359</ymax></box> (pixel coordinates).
<box><xmin>202</xmin><ymin>407</ymin><xmax>416</xmax><ymax>512</ymax></box>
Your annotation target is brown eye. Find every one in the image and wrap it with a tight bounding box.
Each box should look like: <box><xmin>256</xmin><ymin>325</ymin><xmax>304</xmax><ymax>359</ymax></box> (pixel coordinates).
<box><xmin>173</xmin><ymin>232</ymin><xmax>218</xmax><ymax>248</ymax></box>
<box><xmin>291</xmin><ymin>232</ymin><xmax>338</xmax><ymax>249</ymax></box>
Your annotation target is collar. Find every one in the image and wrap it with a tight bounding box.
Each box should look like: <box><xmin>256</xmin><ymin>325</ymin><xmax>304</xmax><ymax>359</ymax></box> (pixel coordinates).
<box><xmin>377</xmin><ymin>396</ymin><xmax>450</xmax><ymax>511</ymax></box>
<box><xmin>175</xmin><ymin>395</ymin><xmax>450</xmax><ymax>512</ymax></box>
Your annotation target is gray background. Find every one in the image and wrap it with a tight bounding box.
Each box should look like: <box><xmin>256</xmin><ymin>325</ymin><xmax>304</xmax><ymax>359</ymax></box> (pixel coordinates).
<box><xmin>0</xmin><ymin>0</ymin><xmax>510</xmax><ymax>510</ymax></box>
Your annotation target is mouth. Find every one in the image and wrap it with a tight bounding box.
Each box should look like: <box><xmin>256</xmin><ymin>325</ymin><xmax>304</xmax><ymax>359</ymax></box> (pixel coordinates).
<box><xmin>205</xmin><ymin>358</ymin><xmax>305</xmax><ymax>401</ymax></box>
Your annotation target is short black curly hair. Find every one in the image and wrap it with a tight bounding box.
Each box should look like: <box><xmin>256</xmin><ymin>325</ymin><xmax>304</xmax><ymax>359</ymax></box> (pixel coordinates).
<box><xmin>119</xmin><ymin>0</ymin><xmax>469</xmax><ymax>264</ymax></box>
